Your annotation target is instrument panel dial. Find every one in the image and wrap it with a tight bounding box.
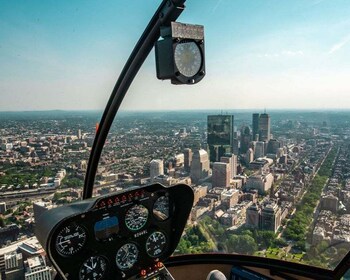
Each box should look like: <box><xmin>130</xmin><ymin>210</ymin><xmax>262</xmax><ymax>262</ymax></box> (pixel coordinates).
<box><xmin>55</xmin><ymin>225</ymin><xmax>87</xmax><ymax>256</ymax></box>
<box><xmin>116</xmin><ymin>243</ymin><xmax>139</xmax><ymax>270</ymax></box>
<box><xmin>146</xmin><ymin>231</ymin><xmax>167</xmax><ymax>258</ymax></box>
<box><xmin>125</xmin><ymin>204</ymin><xmax>148</xmax><ymax>231</ymax></box>
<box><xmin>79</xmin><ymin>256</ymin><xmax>107</xmax><ymax>280</ymax></box>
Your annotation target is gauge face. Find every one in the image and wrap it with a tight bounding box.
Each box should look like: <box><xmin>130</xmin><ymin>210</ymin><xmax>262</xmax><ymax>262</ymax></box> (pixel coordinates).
<box><xmin>116</xmin><ymin>243</ymin><xmax>138</xmax><ymax>270</ymax></box>
<box><xmin>55</xmin><ymin>225</ymin><xmax>87</xmax><ymax>256</ymax></box>
<box><xmin>146</xmin><ymin>231</ymin><xmax>167</xmax><ymax>258</ymax></box>
<box><xmin>174</xmin><ymin>41</ymin><xmax>202</xmax><ymax>77</ymax></box>
<box><xmin>125</xmin><ymin>204</ymin><xmax>148</xmax><ymax>231</ymax></box>
<box><xmin>153</xmin><ymin>195</ymin><xmax>170</xmax><ymax>221</ymax></box>
<box><xmin>79</xmin><ymin>256</ymin><xmax>107</xmax><ymax>280</ymax></box>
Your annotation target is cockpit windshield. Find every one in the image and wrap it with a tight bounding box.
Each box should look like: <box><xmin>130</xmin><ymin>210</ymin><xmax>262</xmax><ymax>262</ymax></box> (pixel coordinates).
<box><xmin>1</xmin><ymin>0</ymin><xmax>350</xmax><ymax>278</ymax></box>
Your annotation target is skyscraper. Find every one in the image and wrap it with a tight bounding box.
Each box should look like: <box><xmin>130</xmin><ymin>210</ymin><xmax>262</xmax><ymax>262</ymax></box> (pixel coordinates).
<box><xmin>221</xmin><ymin>153</ymin><xmax>237</xmax><ymax>178</ymax></box>
<box><xmin>212</xmin><ymin>162</ymin><xmax>230</xmax><ymax>188</ymax></box>
<box><xmin>240</xmin><ymin>126</ymin><xmax>251</xmax><ymax>154</ymax></box>
<box><xmin>261</xmin><ymin>202</ymin><xmax>281</xmax><ymax>233</ymax></box>
<box><xmin>207</xmin><ymin>115</ymin><xmax>234</xmax><ymax>162</ymax></box>
<box><xmin>252</xmin><ymin>113</ymin><xmax>260</xmax><ymax>141</ymax></box>
<box><xmin>150</xmin><ymin>159</ymin><xmax>164</xmax><ymax>183</ymax></box>
<box><xmin>254</xmin><ymin>141</ymin><xmax>265</xmax><ymax>159</ymax></box>
<box><xmin>184</xmin><ymin>148</ymin><xmax>193</xmax><ymax>172</ymax></box>
<box><xmin>258</xmin><ymin>113</ymin><xmax>271</xmax><ymax>142</ymax></box>
<box><xmin>252</xmin><ymin>113</ymin><xmax>271</xmax><ymax>142</ymax></box>
<box><xmin>24</xmin><ymin>255</ymin><xmax>52</xmax><ymax>280</ymax></box>
<box><xmin>190</xmin><ymin>149</ymin><xmax>210</xmax><ymax>184</ymax></box>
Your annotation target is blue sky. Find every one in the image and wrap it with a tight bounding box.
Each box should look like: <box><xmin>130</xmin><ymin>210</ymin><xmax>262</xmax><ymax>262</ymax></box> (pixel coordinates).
<box><xmin>1</xmin><ymin>0</ymin><xmax>350</xmax><ymax>111</ymax></box>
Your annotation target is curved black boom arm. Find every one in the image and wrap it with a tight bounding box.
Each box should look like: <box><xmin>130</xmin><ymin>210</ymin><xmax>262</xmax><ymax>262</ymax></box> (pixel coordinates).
<box><xmin>83</xmin><ymin>0</ymin><xmax>186</xmax><ymax>199</ymax></box>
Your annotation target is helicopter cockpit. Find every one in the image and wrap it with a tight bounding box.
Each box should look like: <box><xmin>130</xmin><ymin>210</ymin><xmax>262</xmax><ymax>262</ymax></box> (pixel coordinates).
<box><xmin>2</xmin><ymin>0</ymin><xmax>350</xmax><ymax>279</ymax></box>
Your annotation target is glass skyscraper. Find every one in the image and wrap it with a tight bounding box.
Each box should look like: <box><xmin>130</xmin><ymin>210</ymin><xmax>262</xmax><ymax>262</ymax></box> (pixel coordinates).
<box><xmin>207</xmin><ymin>115</ymin><xmax>234</xmax><ymax>162</ymax></box>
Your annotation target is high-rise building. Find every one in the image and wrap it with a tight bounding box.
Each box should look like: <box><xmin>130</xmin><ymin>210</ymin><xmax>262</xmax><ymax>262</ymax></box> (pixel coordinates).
<box><xmin>207</xmin><ymin>115</ymin><xmax>234</xmax><ymax>162</ymax></box>
<box><xmin>246</xmin><ymin>203</ymin><xmax>261</xmax><ymax>229</ymax></box>
<box><xmin>221</xmin><ymin>153</ymin><xmax>237</xmax><ymax>178</ymax></box>
<box><xmin>267</xmin><ymin>139</ymin><xmax>281</xmax><ymax>154</ymax></box>
<box><xmin>150</xmin><ymin>159</ymin><xmax>164</xmax><ymax>183</ymax></box>
<box><xmin>190</xmin><ymin>149</ymin><xmax>210</xmax><ymax>184</ymax></box>
<box><xmin>77</xmin><ymin>129</ymin><xmax>82</xmax><ymax>139</ymax></box>
<box><xmin>254</xmin><ymin>141</ymin><xmax>265</xmax><ymax>159</ymax></box>
<box><xmin>4</xmin><ymin>251</ymin><xmax>24</xmax><ymax>280</ymax></box>
<box><xmin>258</xmin><ymin>113</ymin><xmax>271</xmax><ymax>142</ymax></box>
<box><xmin>212</xmin><ymin>162</ymin><xmax>230</xmax><ymax>188</ymax></box>
<box><xmin>252</xmin><ymin>113</ymin><xmax>271</xmax><ymax>142</ymax></box>
<box><xmin>184</xmin><ymin>148</ymin><xmax>193</xmax><ymax>172</ymax></box>
<box><xmin>261</xmin><ymin>202</ymin><xmax>281</xmax><ymax>233</ymax></box>
<box><xmin>240</xmin><ymin>126</ymin><xmax>251</xmax><ymax>154</ymax></box>
<box><xmin>246</xmin><ymin>148</ymin><xmax>254</xmax><ymax>164</ymax></box>
<box><xmin>24</xmin><ymin>255</ymin><xmax>52</xmax><ymax>280</ymax></box>
<box><xmin>252</xmin><ymin>113</ymin><xmax>260</xmax><ymax>141</ymax></box>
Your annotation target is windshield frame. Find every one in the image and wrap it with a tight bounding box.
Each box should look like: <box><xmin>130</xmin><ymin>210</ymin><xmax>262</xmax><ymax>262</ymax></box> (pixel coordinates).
<box><xmin>82</xmin><ymin>1</ymin><xmax>350</xmax><ymax>278</ymax></box>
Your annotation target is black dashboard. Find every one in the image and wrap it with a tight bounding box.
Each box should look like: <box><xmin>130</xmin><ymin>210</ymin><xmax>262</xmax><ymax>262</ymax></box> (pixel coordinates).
<box><xmin>35</xmin><ymin>183</ymin><xmax>194</xmax><ymax>280</ymax></box>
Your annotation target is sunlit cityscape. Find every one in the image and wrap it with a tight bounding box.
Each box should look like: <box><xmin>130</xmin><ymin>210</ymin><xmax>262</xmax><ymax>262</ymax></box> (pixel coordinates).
<box><xmin>0</xmin><ymin>109</ymin><xmax>349</xmax><ymax>278</ymax></box>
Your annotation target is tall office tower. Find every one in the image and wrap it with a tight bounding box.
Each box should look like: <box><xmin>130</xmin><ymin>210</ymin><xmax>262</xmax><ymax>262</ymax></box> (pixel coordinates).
<box><xmin>4</xmin><ymin>252</ymin><xmax>24</xmax><ymax>280</ymax></box>
<box><xmin>258</xmin><ymin>113</ymin><xmax>271</xmax><ymax>142</ymax></box>
<box><xmin>240</xmin><ymin>126</ymin><xmax>251</xmax><ymax>154</ymax></box>
<box><xmin>246</xmin><ymin>148</ymin><xmax>254</xmax><ymax>164</ymax></box>
<box><xmin>184</xmin><ymin>148</ymin><xmax>193</xmax><ymax>172</ymax></box>
<box><xmin>77</xmin><ymin>129</ymin><xmax>82</xmax><ymax>139</ymax></box>
<box><xmin>212</xmin><ymin>162</ymin><xmax>230</xmax><ymax>188</ymax></box>
<box><xmin>267</xmin><ymin>139</ymin><xmax>281</xmax><ymax>154</ymax></box>
<box><xmin>190</xmin><ymin>149</ymin><xmax>210</xmax><ymax>184</ymax></box>
<box><xmin>150</xmin><ymin>159</ymin><xmax>164</xmax><ymax>183</ymax></box>
<box><xmin>252</xmin><ymin>113</ymin><xmax>271</xmax><ymax>142</ymax></box>
<box><xmin>232</xmin><ymin>138</ymin><xmax>239</xmax><ymax>155</ymax></box>
<box><xmin>24</xmin><ymin>255</ymin><xmax>52</xmax><ymax>280</ymax></box>
<box><xmin>254</xmin><ymin>141</ymin><xmax>265</xmax><ymax>159</ymax></box>
<box><xmin>252</xmin><ymin>113</ymin><xmax>260</xmax><ymax>141</ymax></box>
<box><xmin>207</xmin><ymin>115</ymin><xmax>234</xmax><ymax>162</ymax></box>
<box><xmin>261</xmin><ymin>202</ymin><xmax>281</xmax><ymax>233</ymax></box>
<box><xmin>221</xmin><ymin>153</ymin><xmax>237</xmax><ymax>178</ymax></box>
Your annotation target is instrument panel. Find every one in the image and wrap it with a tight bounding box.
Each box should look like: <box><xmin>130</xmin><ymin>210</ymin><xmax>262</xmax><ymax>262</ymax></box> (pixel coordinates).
<box><xmin>35</xmin><ymin>183</ymin><xmax>194</xmax><ymax>280</ymax></box>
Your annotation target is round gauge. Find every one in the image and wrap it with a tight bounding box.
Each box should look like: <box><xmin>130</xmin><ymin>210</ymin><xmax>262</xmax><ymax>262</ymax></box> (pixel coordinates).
<box><xmin>79</xmin><ymin>256</ymin><xmax>107</xmax><ymax>280</ymax></box>
<box><xmin>125</xmin><ymin>204</ymin><xmax>148</xmax><ymax>231</ymax></box>
<box><xmin>146</xmin><ymin>231</ymin><xmax>167</xmax><ymax>258</ymax></box>
<box><xmin>174</xmin><ymin>41</ymin><xmax>202</xmax><ymax>77</ymax></box>
<box><xmin>153</xmin><ymin>195</ymin><xmax>170</xmax><ymax>221</ymax></box>
<box><xmin>116</xmin><ymin>243</ymin><xmax>138</xmax><ymax>270</ymax></box>
<box><xmin>55</xmin><ymin>224</ymin><xmax>87</xmax><ymax>256</ymax></box>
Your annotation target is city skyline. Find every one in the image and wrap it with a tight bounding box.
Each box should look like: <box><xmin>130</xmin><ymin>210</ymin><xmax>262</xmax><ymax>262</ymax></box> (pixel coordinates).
<box><xmin>1</xmin><ymin>1</ymin><xmax>350</xmax><ymax>111</ymax></box>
